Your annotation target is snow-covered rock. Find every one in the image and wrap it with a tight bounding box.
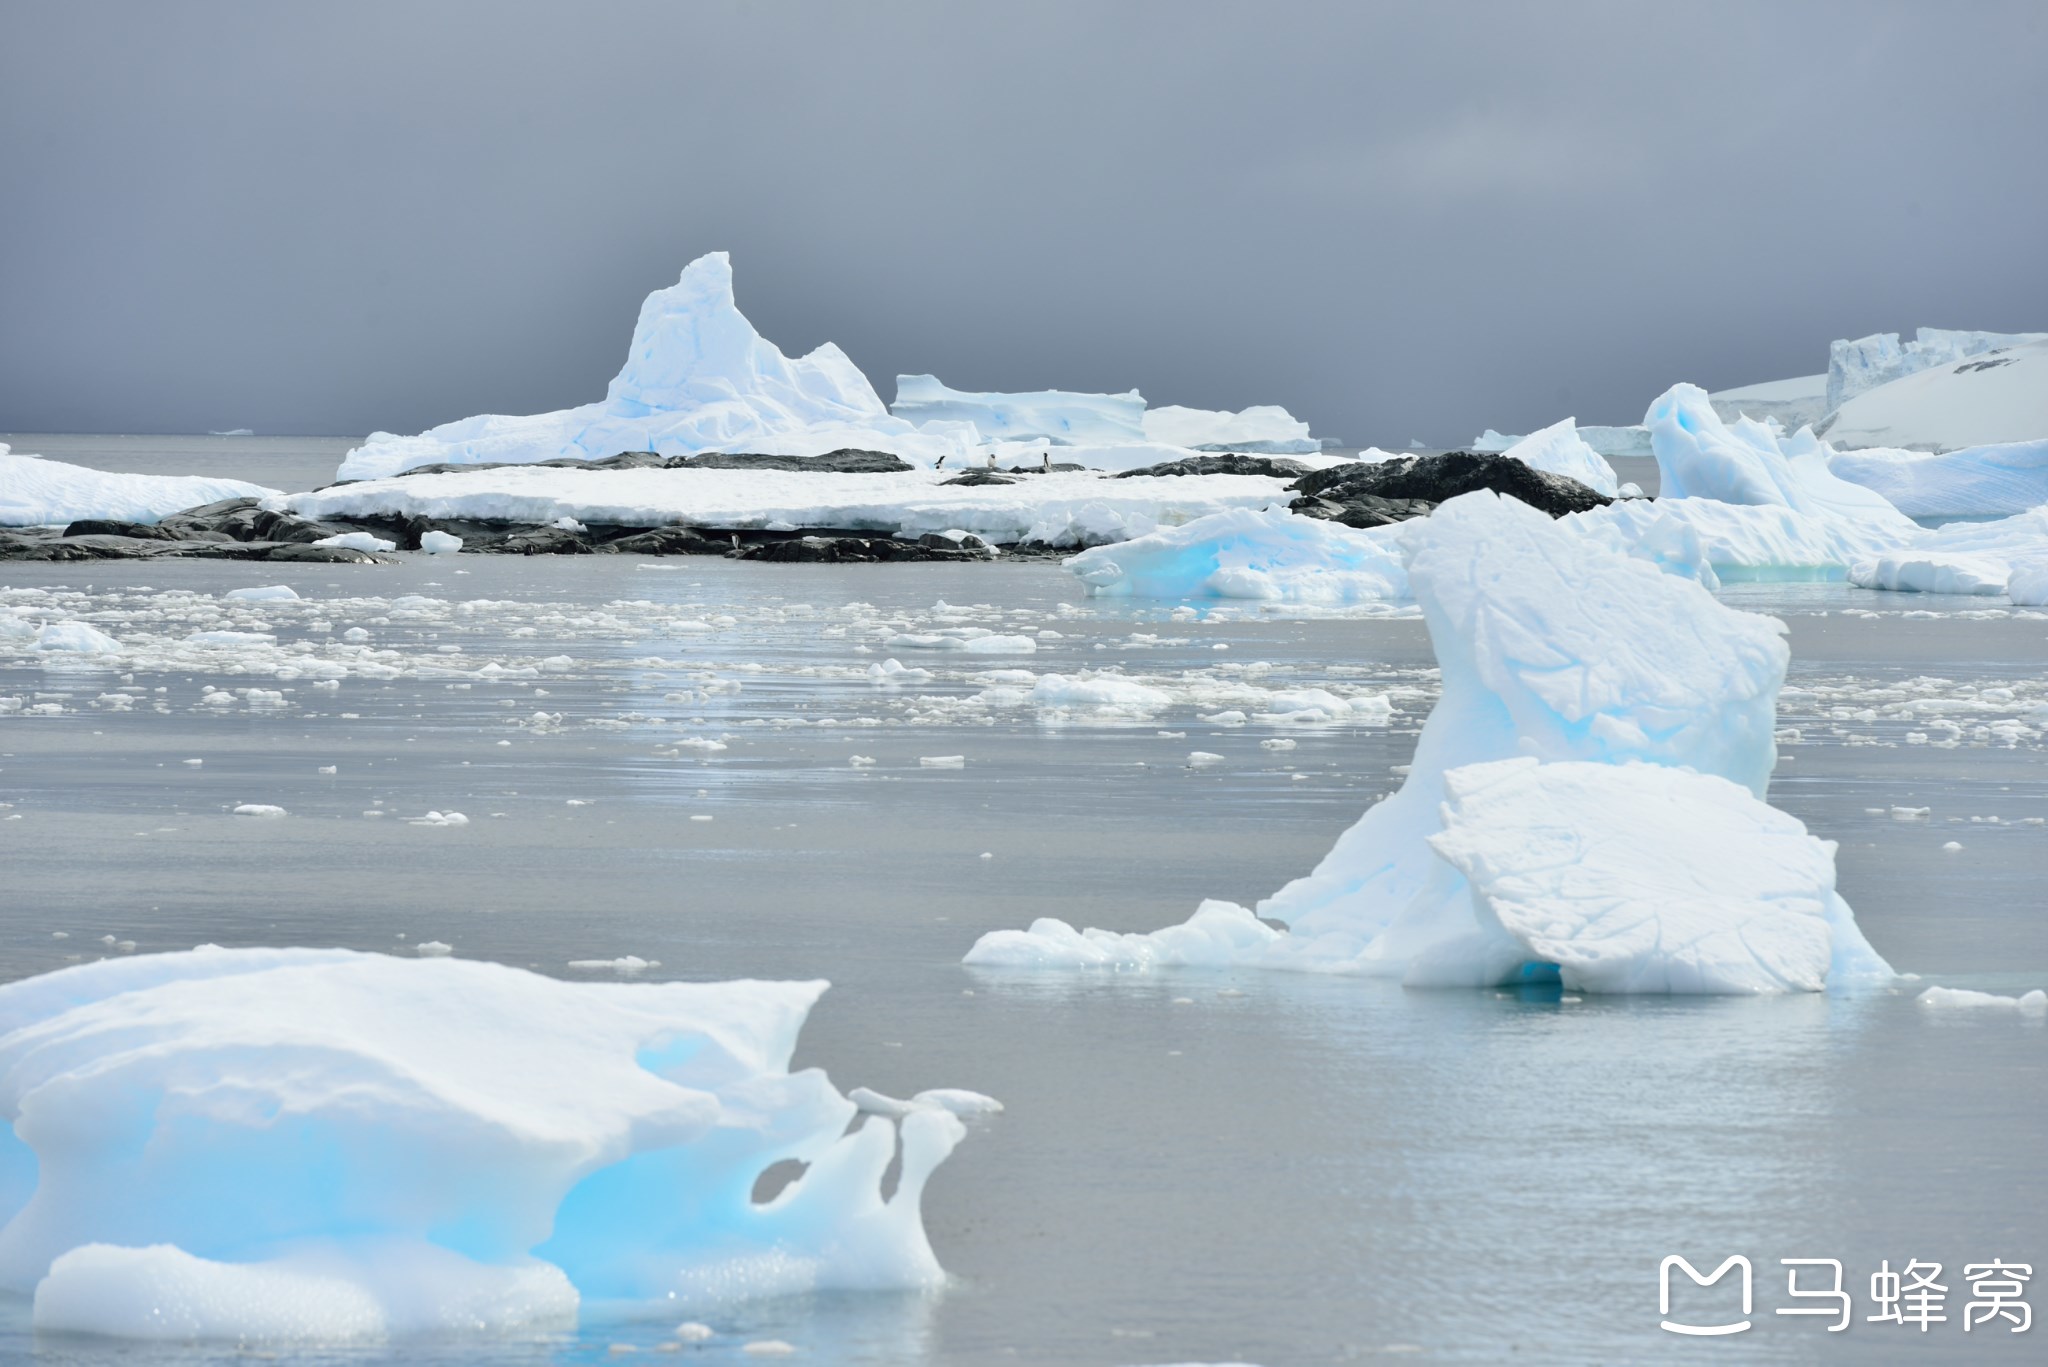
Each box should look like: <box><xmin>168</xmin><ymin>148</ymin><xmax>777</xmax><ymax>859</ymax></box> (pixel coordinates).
<box><xmin>1827</xmin><ymin>327</ymin><xmax>2047</xmax><ymax>413</ymax></box>
<box><xmin>0</xmin><ymin>450</ymin><xmax>280</xmax><ymax>528</ymax></box>
<box><xmin>1064</xmin><ymin>506</ymin><xmax>1408</xmax><ymax>602</ymax></box>
<box><xmin>1497</xmin><ymin>418</ymin><xmax>1620</xmax><ymax>497</ymax></box>
<box><xmin>1707</xmin><ymin>373</ymin><xmax>1829</xmax><ymax>431</ymax></box>
<box><xmin>281</xmin><ymin>466</ymin><xmax>1298</xmax><ymax>549</ymax></box>
<box><xmin>1140</xmin><ymin>404</ymin><xmax>1318</xmax><ymax>454</ymax></box>
<box><xmin>1818</xmin><ymin>338</ymin><xmax>2048</xmax><ymax>452</ymax></box>
<box><xmin>336</xmin><ymin>254</ymin><xmax>971</xmax><ymax>481</ymax></box>
<box><xmin>891</xmin><ymin>375</ymin><xmax>1146</xmax><ymax>445</ymax></box>
<box><xmin>0</xmin><ymin>948</ymin><xmax>979</xmax><ymax>1339</ymax></box>
<box><xmin>1828</xmin><ymin>438</ymin><xmax>2048</xmax><ymax>517</ymax></box>
<box><xmin>976</xmin><ymin>491</ymin><xmax>1893</xmax><ymax>993</ymax></box>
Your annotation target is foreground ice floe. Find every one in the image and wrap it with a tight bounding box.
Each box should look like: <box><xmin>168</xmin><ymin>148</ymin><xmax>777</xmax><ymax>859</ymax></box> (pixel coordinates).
<box><xmin>975</xmin><ymin>492</ymin><xmax>1896</xmax><ymax>993</ymax></box>
<box><xmin>0</xmin><ymin>948</ymin><xmax>983</xmax><ymax>1340</ymax></box>
<box><xmin>0</xmin><ymin>447</ymin><xmax>281</xmax><ymax>528</ymax></box>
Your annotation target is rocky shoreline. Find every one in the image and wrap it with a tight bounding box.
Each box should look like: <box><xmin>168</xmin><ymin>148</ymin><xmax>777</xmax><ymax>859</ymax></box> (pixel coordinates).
<box><xmin>0</xmin><ymin>449</ymin><xmax>1616</xmax><ymax>564</ymax></box>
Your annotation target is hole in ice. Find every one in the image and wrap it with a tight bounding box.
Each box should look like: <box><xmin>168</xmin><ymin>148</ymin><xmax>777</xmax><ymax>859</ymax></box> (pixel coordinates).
<box><xmin>751</xmin><ymin>1158</ymin><xmax>808</xmax><ymax>1206</ymax></box>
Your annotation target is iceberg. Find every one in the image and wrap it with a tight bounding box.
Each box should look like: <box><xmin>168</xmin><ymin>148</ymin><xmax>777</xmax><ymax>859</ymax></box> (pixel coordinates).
<box><xmin>1497</xmin><ymin>418</ymin><xmax>1620</xmax><ymax>497</ymax></box>
<box><xmin>1818</xmin><ymin>338</ymin><xmax>2048</xmax><ymax>452</ymax></box>
<box><xmin>0</xmin><ymin>948</ymin><xmax>980</xmax><ymax>1340</ymax></box>
<box><xmin>972</xmin><ymin>492</ymin><xmax>1894</xmax><ymax>994</ymax></box>
<box><xmin>1140</xmin><ymin>404</ymin><xmax>1318</xmax><ymax>455</ymax></box>
<box><xmin>336</xmin><ymin>254</ymin><xmax>971</xmax><ymax>481</ymax></box>
<box><xmin>1828</xmin><ymin>438</ymin><xmax>2048</xmax><ymax>517</ymax></box>
<box><xmin>1063</xmin><ymin>506</ymin><xmax>1408</xmax><ymax>603</ymax></box>
<box><xmin>891</xmin><ymin>375</ymin><xmax>1147</xmax><ymax>445</ymax></box>
<box><xmin>0</xmin><ymin>448</ymin><xmax>281</xmax><ymax>528</ymax></box>
<box><xmin>1826</xmin><ymin>327</ymin><xmax>2048</xmax><ymax>413</ymax></box>
<box><xmin>1474</xmin><ymin>425</ymin><xmax>1650</xmax><ymax>459</ymax></box>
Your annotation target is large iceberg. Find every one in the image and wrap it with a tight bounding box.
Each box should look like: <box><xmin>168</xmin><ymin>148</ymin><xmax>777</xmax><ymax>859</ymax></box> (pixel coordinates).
<box><xmin>0</xmin><ymin>448</ymin><xmax>281</xmax><ymax>527</ymax></box>
<box><xmin>974</xmin><ymin>492</ymin><xmax>1894</xmax><ymax>994</ymax></box>
<box><xmin>1818</xmin><ymin>338</ymin><xmax>2048</xmax><ymax>452</ymax></box>
<box><xmin>891</xmin><ymin>375</ymin><xmax>1146</xmax><ymax>445</ymax></box>
<box><xmin>1139</xmin><ymin>404</ymin><xmax>1318</xmax><ymax>454</ymax></box>
<box><xmin>0</xmin><ymin>948</ymin><xmax>982</xmax><ymax>1340</ymax></box>
<box><xmin>1828</xmin><ymin>437</ymin><xmax>2048</xmax><ymax>517</ymax></box>
<box><xmin>336</xmin><ymin>254</ymin><xmax>972</xmax><ymax>481</ymax></box>
<box><xmin>1826</xmin><ymin>327</ymin><xmax>2048</xmax><ymax>413</ymax></box>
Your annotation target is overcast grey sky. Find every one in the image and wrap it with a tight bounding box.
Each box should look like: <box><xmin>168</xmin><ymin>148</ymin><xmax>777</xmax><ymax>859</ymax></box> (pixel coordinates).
<box><xmin>3</xmin><ymin>1</ymin><xmax>2045</xmax><ymax>444</ymax></box>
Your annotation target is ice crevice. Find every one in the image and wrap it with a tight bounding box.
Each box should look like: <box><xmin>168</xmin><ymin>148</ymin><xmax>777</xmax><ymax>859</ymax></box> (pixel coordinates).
<box><xmin>972</xmin><ymin>491</ymin><xmax>1897</xmax><ymax>995</ymax></box>
<box><xmin>0</xmin><ymin>949</ymin><xmax>989</xmax><ymax>1340</ymax></box>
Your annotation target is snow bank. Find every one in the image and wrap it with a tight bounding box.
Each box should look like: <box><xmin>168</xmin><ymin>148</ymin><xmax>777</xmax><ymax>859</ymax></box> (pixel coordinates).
<box><xmin>283</xmin><ymin>466</ymin><xmax>1296</xmax><ymax>549</ymax></box>
<box><xmin>1829</xmin><ymin>438</ymin><xmax>2048</xmax><ymax>517</ymax></box>
<box><xmin>1140</xmin><ymin>404</ymin><xmax>1318</xmax><ymax>454</ymax></box>
<box><xmin>0</xmin><ymin>948</ymin><xmax>979</xmax><ymax>1340</ymax></box>
<box><xmin>1819</xmin><ymin>338</ymin><xmax>2048</xmax><ymax>451</ymax></box>
<box><xmin>1827</xmin><ymin>327</ymin><xmax>2047</xmax><ymax>413</ymax></box>
<box><xmin>0</xmin><ymin>451</ymin><xmax>280</xmax><ymax>528</ymax></box>
<box><xmin>975</xmin><ymin>492</ymin><xmax>1893</xmax><ymax>993</ymax></box>
<box><xmin>891</xmin><ymin>375</ymin><xmax>1146</xmax><ymax>445</ymax></box>
<box><xmin>1063</xmin><ymin>507</ymin><xmax>1407</xmax><ymax>602</ymax></box>
<box><xmin>1498</xmin><ymin>418</ymin><xmax>1619</xmax><ymax>497</ymax></box>
<box><xmin>337</xmin><ymin>254</ymin><xmax>969</xmax><ymax>481</ymax></box>
<box><xmin>1708</xmin><ymin>373</ymin><xmax>1829</xmax><ymax>431</ymax></box>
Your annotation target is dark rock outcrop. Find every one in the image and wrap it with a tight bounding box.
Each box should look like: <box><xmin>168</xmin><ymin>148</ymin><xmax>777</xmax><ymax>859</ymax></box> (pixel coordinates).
<box><xmin>1287</xmin><ymin>494</ymin><xmax>1438</xmax><ymax>529</ymax></box>
<box><xmin>1112</xmin><ymin>454</ymin><xmax>1314</xmax><ymax>480</ymax></box>
<box><xmin>733</xmin><ymin>534</ymin><xmax>994</xmax><ymax>564</ymax></box>
<box><xmin>0</xmin><ymin>529</ymin><xmax>390</xmax><ymax>563</ymax></box>
<box><xmin>1288</xmin><ymin>452</ymin><xmax>1611</xmax><ymax>520</ymax></box>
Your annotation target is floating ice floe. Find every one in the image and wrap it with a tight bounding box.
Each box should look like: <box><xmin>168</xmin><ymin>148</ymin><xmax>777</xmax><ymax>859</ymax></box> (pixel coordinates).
<box><xmin>0</xmin><ymin>448</ymin><xmax>281</xmax><ymax>528</ymax></box>
<box><xmin>223</xmin><ymin>585</ymin><xmax>300</xmax><ymax>603</ymax></box>
<box><xmin>33</xmin><ymin>622</ymin><xmax>122</xmax><ymax>655</ymax></box>
<box><xmin>0</xmin><ymin>949</ymin><xmax>982</xmax><ymax>1339</ymax></box>
<box><xmin>1917</xmin><ymin>984</ymin><xmax>2047</xmax><ymax>1015</ymax></box>
<box><xmin>1065</xmin><ymin>506</ymin><xmax>1408</xmax><ymax>602</ymax></box>
<box><xmin>972</xmin><ymin>491</ymin><xmax>1895</xmax><ymax>994</ymax></box>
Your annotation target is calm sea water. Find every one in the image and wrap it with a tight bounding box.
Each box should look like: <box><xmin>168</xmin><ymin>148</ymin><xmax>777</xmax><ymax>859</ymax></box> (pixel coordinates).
<box><xmin>0</xmin><ymin>439</ymin><xmax>2040</xmax><ymax>1364</ymax></box>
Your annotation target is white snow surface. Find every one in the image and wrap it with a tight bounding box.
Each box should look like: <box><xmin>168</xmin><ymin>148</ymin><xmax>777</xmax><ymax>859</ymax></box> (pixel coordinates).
<box><xmin>891</xmin><ymin>375</ymin><xmax>1146</xmax><ymax>445</ymax></box>
<box><xmin>1826</xmin><ymin>327</ymin><xmax>2048</xmax><ymax>413</ymax></box>
<box><xmin>1475</xmin><ymin>426</ymin><xmax>1649</xmax><ymax>458</ymax></box>
<box><xmin>335</xmin><ymin>254</ymin><xmax>970</xmax><ymax>481</ymax></box>
<box><xmin>1497</xmin><ymin>418</ymin><xmax>1620</xmax><ymax>497</ymax></box>
<box><xmin>977</xmin><ymin>492</ymin><xmax>1894</xmax><ymax>993</ymax></box>
<box><xmin>1819</xmin><ymin>339</ymin><xmax>2048</xmax><ymax>452</ymax></box>
<box><xmin>0</xmin><ymin>948</ymin><xmax>977</xmax><ymax>1340</ymax></box>
<box><xmin>0</xmin><ymin>451</ymin><xmax>280</xmax><ymax>528</ymax></box>
<box><xmin>281</xmin><ymin>467</ymin><xmax>1299</xmax><ymax>549</ymax></box>
<box><xmin>1708</xmin><ymin>373</ymin><xmax>1829</xmax><ymax>431</ymax></box>
<box><xmin>1828</xmin><ymin>438</ymin><xmax>2048</xmax><ymax>517</ymax></box>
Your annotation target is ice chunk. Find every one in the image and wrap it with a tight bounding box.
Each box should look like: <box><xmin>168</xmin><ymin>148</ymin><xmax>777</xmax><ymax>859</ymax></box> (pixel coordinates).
<box><xmin>420</xmin><ymin>530</ymin><xmax>464</xmax><ymax>554</ymax></box>
<box><xmin>964</xmin><ymin>901</ymin><xmax>1281</xmax><ymax>970</ymax></box>
<box><xmin>1829</xmin><ymin>438</ymin><xmax>2048</xmax><ymax>516</ymax></box>
<box><xmin>1498</xmin><ymin>419</ymin><xmax>1619</xmax><ymax>498</ymax></box>
<box><xmin>1427</xmin><ymin>759</ymin><xmax>1860</xmax><ymax>994</ymax></box>
<box><xmin>312</xmin><ymin>532</ymin><xmax>396</xmax><ymax>553</ymax></box>
<box><xmin>1917</xmin><ymin>985</ymin><xmax>2048</xmax><ymax>1015</ymax></box>
<box><xmin>1848</xmin><ymin>551</ymin><xmax>2010</xmax><ymax>596</ymax></box>
<box><xmin>224</xmin><ymin>585</ymin><xmax>300</xmax><ymax>602</ymax></box>
<box><xmin>0</xmin><ymin>453</ymin><xmax>280</xmax><ymax>528</ymax></box>
<box><xmin>34</xmin><ymin>623</ymin><xmax>121</xmax><ymax>655</ymax></box>
<box><xmin>1065</xmin><ymin>507</ymin><xmax>1408</xmax><ymax>602</ymax></box>
<box><xmin>231</xmin><ymin>804</ymin><xmax>288</xmax><ymax>818</ymax></box>
<box><xmin>892</xmin><ymin>375</ymin><xmax>1146</xmax><ymax>445</ymax></box>
<box><xmin>339</xmin><ymin>255</ymin><xmax>966</xmax><ymax>480</ymax></box>
<box><xmin>1140</xmin><ymin>404</ymin><xmax>1318</xmax><ymax>454</ymax></box>
<box><xmin>0</xmin><ymin>949</ymin><xmax>976</xmax><ymax>1338</ymax></box>
<box><xmin>1820</xmin><ymin>337</ymin><xmax>2048</xmax><ymax>451</ymax></box>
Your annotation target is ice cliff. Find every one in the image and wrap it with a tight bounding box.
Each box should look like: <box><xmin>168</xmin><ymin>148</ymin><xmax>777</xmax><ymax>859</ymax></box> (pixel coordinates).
<box><xmin>978</xmin><ymin>492</ymin><xmax>1895</xmax><ymax>994</ymax></box>
<box><xmin>0</xmin><ymin>948</ymin><xmax>982</xmax><ymax>1340</ymax></box>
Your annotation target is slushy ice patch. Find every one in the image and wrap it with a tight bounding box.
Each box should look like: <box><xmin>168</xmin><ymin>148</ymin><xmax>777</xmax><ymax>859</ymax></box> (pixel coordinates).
<box><xmin>974</xmin><ymin>492</ymin><xmax>1895</xmax><ymax>993</ymax></box>
<box><xmin>0</xmin><ymin>948</ymin><xmax>985</xmax><ymax>1339</ymax></box>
